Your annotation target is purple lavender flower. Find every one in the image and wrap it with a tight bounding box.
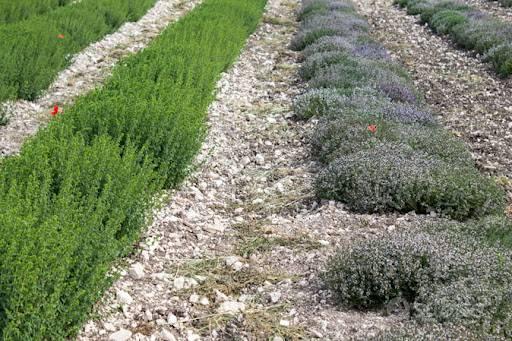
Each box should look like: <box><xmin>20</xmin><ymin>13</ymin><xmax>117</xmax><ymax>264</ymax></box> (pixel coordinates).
<box><xmin>383</xmin><ymin>103</ymin><xmax>434</xmax><ymax>124</ymax></box>
<box><xmin>351</xmin><ymin>42</ymin><xmax>391</xmax><ymax>60</ymax></box>
<box><xmin>378</xmin><ymin>81</ymin><xmax>420</xmax><ymax>104</ymax></box>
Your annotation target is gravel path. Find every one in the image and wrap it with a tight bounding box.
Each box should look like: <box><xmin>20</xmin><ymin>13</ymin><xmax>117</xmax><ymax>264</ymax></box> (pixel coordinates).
<box><xmin>75</xmin><ymin>0</ymin><xmax>448</xmax><ymax>339</ymax></box>
<box><xmin>357</xmin><ymin>0</ymin><xmax>512</xmax><ymax>207</ymax></box>
<box><xmin>464</xmin><ymin>0</ymin><xmax>512</xmax><ymax>21</ymax></box>
<box><xmin>0</xmin><ymin>0</ymin><xmax>200</xmax><ymax>157</ymax></box>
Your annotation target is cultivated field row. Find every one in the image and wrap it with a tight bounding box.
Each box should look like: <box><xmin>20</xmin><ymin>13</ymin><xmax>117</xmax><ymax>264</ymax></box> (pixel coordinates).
<box><xmin>0</xmin><ymin>0</ymin><xmax>265</xmax><ymax>339</ymax></box>
<box><xmin>0</xmin><ymin>0</ymin><xmax>200</xmax><ymax>157</ymax></box>
<box><xmin>1</xmin><ymin>0</ymin><xmax>512</xmax><ymax>339</ymax></box>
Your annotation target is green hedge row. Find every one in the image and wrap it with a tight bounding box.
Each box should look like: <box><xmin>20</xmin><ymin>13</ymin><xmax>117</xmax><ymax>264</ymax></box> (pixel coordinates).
<box><xmin>0</xmin><ymin>0</ymin><xmax>266</xmax><ymax>339</ymax></box>
<box><xmin>0</xmin><ymin>0</ymin><xmax>73</xmax><ymax>25</ymax></box>
<box><xmin>0</xmin><ymin>0</ymin><xmax>157</xmax><ymax>103</ymax></box>
<box><xmin>292</xmin><ymin>0</ymin><xmax>505</xmax><ymax>220</ymax></box>
<box><xmin>396</xmin><ymin>0</ymin><xmax>512</xmax><ymax>77</ymax></box>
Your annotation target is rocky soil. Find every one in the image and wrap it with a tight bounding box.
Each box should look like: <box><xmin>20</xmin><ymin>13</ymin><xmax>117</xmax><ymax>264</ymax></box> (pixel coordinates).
<box><xmin>76</xmin><ymin>0</ymin><xmax>448</xmax><ymax>340</ymax></box>
<box><xmin>0</xmin><ymin>0</ymin><xmax>200</xmax><ymax>157</ymax></box>
<box><xmin>464</xmin><ymin>0</ymin><xmax>512</xmax><ymax>22</ymax></box>
<box><xmin>358</xmin><ymin>0</ymin><xmax>512</xmax><ymax>208</ymax></box>
<box><xmin>2</xmin><ymin>0</ymin><xmax>507</xmax><ymax>339</ymax></box>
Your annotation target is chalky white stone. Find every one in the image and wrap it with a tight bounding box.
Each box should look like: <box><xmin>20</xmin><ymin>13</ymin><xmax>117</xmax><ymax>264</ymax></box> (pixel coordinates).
<box><xmin>109</xmin><ymin>329</ymin><xmax>132</xmax><ymax>341</ymax></box>
<box><xmin>217</xmin><ymin>301</ymin><xmax>246</xmax><ymax>315</ymax></box>
<box><xmin>129</xmin><ymin>263</ymin><xmax>145</xmax><ymax>280</ymax></box>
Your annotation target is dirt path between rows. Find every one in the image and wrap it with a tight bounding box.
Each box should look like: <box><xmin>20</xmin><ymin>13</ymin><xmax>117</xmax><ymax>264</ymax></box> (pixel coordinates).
<box><xmin>76</xmin><ymin>0</ymin><xmax>446</xmax><ymax>340</ymax></box>
<box><xmin>357</xmin><ymin>0</ymin><xmax>512</xmax><ymax>207</ymax></box>
<box><xmin>0</xmin><ymin>0</ymin><xmax>200</xmax><ymax>157</ymax></box>
<box><xmin>464</xmin><ymin>0</ymin><xmax>512</xmax><ymax>22</ymax></box>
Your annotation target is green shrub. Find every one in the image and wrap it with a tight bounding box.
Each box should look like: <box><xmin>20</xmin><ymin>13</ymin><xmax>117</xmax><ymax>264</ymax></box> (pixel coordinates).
<box><xmin>299</xmin><ymin>0</ymin><xmax>356</xmax><ymax>21</ymax></box>
<box><xmin>367</xmin><ymin>323</ymin><xmax>487</xmax><ymax>340</ymax></box>
<box><xmin>315</xmin><ymin>143</ymin><xmax>504</xmax><ymax>220</ymax></box>
<box><xmin>309</xmin><ymin>60</ymin><xmax>413</xmax><ymax>93</ymax></box>
<box><xmin>485</xmin><ymin>43</ymin><xmax>512</xmax><ymax>78</ymax></box>
<box><xmin>0</xmin><ymin>107</ymin><xmax>7</xmax><ymax>126</ymax></box>
<box><xmin>293</xmin><ymin>86</ymin><xmax>400</xmax><ymax>119</ymax></box>
<box><xmin>451</xmin><ymin>19</ymin><xmax>512</xmax><ymax>54</ymax></box>
<box><xmin>323</xmin><ymin>229</ymin><xmax>512</xmax><ymax>336</ymax></box>
<box><xmin>0</xmin><ymin>0</ymin><xmax>157</xmax><ymax>103</ymax></box>
<box><xmin>418</xmin><ymin>1</ymin><xmax>470</xmax><ymax>23</ymax></box>
<box><xmin>430</xmin><ymin>9</ymin><xmax>467</xmax><ymax>35</ymax></box>
<box><xmin>311</xmin><ymin>116</ymin><xmax>472</xmax><ymax>167</ymax></box>
<box><xmin>290</xmin><ymin>12</ymin><xmax>368</xmax><ymax>51</ymax></box>
<box><xmin>429</xmin><ymin>215</ymin><xmax>512</xmax><ymax>249</ymax></box>
<box><xmin>299</xmin><ymin>51</ymin><xmax>354</xmax><ymax>80</ymax></box>
<box><xmin>0</xmin><ymin>134</ymin><xmax>159</xmax><ymax>340</ymax></box>
<box><xmin>0</xmin><ymin>0</ymin><xmax>73</xmax><ymax>25</ymax></box>
<box><xmin>0</xmin><ymin>0</ymin><xmax>266</xmax><ymax>338</ymax></box>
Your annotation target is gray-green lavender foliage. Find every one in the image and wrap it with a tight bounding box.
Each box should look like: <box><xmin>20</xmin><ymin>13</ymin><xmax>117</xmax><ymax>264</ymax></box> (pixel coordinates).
<box><xmin>324</xmin><ymin>228</ymin><xmax>512</xmax><ymax>336</ymax></box>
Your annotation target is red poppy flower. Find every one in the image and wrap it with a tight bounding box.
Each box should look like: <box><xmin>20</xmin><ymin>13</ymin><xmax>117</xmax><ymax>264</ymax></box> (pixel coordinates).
<box><xmin>51</xmin><ymin>105</ymin><xmax>59</xmax><ymax>116</ymax></box>
<box><xmin>57</xmin><ymin>34</ymin><xmax>65</xmax><ymax>39</ymax></box>
<box><xmin>367</xmin><ymin>124</ymin><xmax>377</xmax><ymax>133</ymax></box>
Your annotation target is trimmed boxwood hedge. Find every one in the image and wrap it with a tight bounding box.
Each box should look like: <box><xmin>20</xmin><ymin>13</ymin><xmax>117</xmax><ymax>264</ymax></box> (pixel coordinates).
<box><xmin>0</xmin><ymin>0</ymin><xmax>266</xmax><ymax>339</ymax></box>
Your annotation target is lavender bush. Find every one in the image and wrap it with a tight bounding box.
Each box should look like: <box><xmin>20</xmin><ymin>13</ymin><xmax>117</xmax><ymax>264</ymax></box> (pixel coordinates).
<box><xmin>303</xmin><ymin>35</ymin><xmax>391</xmax><ymax>61</ymax></box>
<box><xmin>485</xmin><ymin>43</ymin><xmax>512</xmax><ymax>76</ymax></box>
<box><xmin>383</xmin><ymin>102</ymin><xmax>433</xmax><ymax>124</ymax></box>
<box><xmin>496</xmin><ymin>0</ymin><xmax>512</xmax><ymax>7</ymax></box>
<box><xmin>367</xmin><ymin>323</ymin><xmax>484</xmax><ymax>340</ymax></box>
<box><xmin>293</xmin><ymin>87</ymin><xmax>392</xmax><ymax>119</ymax></box>
<box><xmin>351</xmin><ymin>42</ymin><xmax>391</xmax><ymax>60</ymax></box>
<box><xmin>311</xmin><ymin>116</ymin><xmax>472</xmax><ymax>166</ymax></box>
<box><xmin>302</xmin><ymin>36</ymin><xmax>355</xmax><ymax>58</ymax></box>
<box><xmin>299</xmin><ymin>51</ymin><xmax>355</xmax><ymax>80</ymax></box>
<box><xmin>291</xmin><ymin>12</ymin><xmax>368</xmax><ymax>50</ymax></box>
<box><xmin>324</xmin><ymin>229</ymin><xmax>512</xmax><ymax>336</ymax></box>
<box><xmin>451</xmin><ymin>17</ymin><xmax>512</xmax><ymax>52</ymax></box>
<box><xmin>299</xmin><ymin>0</ymin><xmax>512</xmax><ymax>337</ymax></box>
<box><xmin>430</xmin><ymin>9</ymin><xmax>467</xmax><ymax>35</ymax></box>
<box><xmin>293</xmin><ymin>88</ymin><xmax>348</xmax><ymax>119</ymax></box>
<box><xmin>300</xmin><ymin>44</ymin><xmax>392</xmax><ymax>80</ymax></box>
<box><xmin>309</xmin><ymin>60</ymin><xmax>413</xmax><ymax>93</ymax></box>
<box><xmin>323</xmin><ymin>230</ymin><xmax>481</xmax><ymax>307</ymax></box>
<box><xmin>377</xmin><ymin>81</ymin><xmax>421</xmax><ymax>104</ymax></box>
<box><xmin>431</xmin><ymin>215</ymin><xmax>512</xmax><ymax>249</ymax></box>
<box><xmin>299</xmin><ymin>0</ymin><xmax>355</xmax><ymax>20</ymax></box>
<box><xmin>296</xmin><ymin>0</ymin><xmax>504</xmax><ymax>221</ymax></box>
<box><xmin>315</xmin><ymin>142</ymin><xmax>504</xmax><ymax>219</ymax></box>
<box><xmin>295</xmin><ymin>87</ymin><xmax>429</xmax><ymax>121</ymax></box>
